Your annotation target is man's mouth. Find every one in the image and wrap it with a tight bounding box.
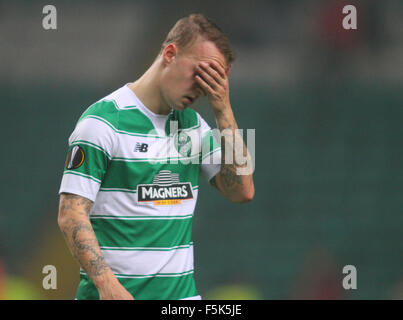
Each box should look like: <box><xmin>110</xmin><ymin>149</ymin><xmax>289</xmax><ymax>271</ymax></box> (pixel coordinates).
<box><xmin>184</xmin><ymin>96</ymin><xmax>195</xmax><ymax>104</ymax></box>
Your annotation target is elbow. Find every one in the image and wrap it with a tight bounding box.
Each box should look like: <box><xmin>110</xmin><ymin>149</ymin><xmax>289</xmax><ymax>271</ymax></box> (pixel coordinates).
<box><xmin>57</xmin><ymin>193</ymin><xmax>92</xmax><ymax>231</ymax></box>
<box><xmin>57</xmin><ymin>207</ymin><xmax>73</xmax><ymax>230</ymax></box>
<box><xmin>57</xmin><ymin>210</ymin><xmax>67</xmax><ymax>229</ymax></box>
<box><xmin>242</xmin><ymin>188</ymin><xmax>255</xmax><ymax>203</ymax></box>
<box><xmin>232</xmin><ymin>185</ymin><xmax>255</xmax><ymax>203</ymax></box>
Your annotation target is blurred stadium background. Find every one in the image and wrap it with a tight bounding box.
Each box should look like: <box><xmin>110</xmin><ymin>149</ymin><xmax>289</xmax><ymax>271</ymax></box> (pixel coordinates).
<box><xmin>0</xmin><ymin>0</ymin><xmax>402</xmax><ymax>299</ymax></box>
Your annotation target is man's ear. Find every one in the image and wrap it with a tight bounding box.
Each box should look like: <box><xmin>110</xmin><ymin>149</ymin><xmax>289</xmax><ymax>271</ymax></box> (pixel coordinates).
<box><xmin>162</xmin><ymin>43</ymin><xmax>178</xmax><ymax>65</ymax></box>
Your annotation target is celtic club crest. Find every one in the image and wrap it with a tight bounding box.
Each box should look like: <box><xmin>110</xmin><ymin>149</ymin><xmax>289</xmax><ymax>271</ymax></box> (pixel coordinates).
<box><xmin>174</xmin><ymin>130</ymin><xmax>192</xmax><ymax>157</ymax></box>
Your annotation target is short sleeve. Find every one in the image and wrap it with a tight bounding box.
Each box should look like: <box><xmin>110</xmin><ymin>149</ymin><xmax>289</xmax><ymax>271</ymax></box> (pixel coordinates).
<box><xmin>58</xmin><ymin>117</ymin><xmax>117</xmax><ymax>201</ymax></box>
<box><xmin>198</xmin><ymin>115</ymin><xmax>222</xmax><ymax>182</ymax></box>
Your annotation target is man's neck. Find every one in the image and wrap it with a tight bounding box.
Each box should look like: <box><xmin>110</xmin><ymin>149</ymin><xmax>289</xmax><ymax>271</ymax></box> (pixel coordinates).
<box><xmin>127</xmin><ymin>64</ymin><xmax>171</xmax><ymax>115</ymax></box>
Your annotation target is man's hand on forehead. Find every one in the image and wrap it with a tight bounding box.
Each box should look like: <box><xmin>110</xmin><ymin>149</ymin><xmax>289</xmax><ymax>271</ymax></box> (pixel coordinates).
<box><xmin>195</xmin><ymin>59</ymin><xmax>231</xmax><ymax>113</ymax></box>
<box><xmin>204</xmin><ymin>59</ymin><xmax>228</xmax><ymax>76</ymax></box>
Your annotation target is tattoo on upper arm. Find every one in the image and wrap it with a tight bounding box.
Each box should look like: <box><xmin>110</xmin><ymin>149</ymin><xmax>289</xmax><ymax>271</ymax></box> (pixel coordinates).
<box><xmin>60</xmin><ymin>193</ymin><xmax>93</xmax><ymax>216</ymax></box>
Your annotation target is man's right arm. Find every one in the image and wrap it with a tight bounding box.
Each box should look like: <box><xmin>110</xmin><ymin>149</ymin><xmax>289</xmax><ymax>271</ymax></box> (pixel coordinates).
<box><xmin>58</xmin><ymin>192</ymin><xmax>134</xmax><ymax>300</ymax></box>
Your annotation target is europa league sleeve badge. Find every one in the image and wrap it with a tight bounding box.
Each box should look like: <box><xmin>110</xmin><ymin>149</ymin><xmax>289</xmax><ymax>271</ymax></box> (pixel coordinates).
<box><xmin>65</xmin><ymin>145</ymin><xmax>85</xmax><ymax>170</ymax></box>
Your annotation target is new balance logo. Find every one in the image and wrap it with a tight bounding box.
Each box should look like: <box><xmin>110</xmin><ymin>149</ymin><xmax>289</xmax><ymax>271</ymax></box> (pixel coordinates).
<box><xmin>135</xmin><ymin>143</ymin><xmax>148</xmax><ymax>153</ymax></box>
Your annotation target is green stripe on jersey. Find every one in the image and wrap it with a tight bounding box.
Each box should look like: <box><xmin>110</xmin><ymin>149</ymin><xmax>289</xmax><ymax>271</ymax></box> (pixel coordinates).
<box><xmin>91</xmin><ymin>216</ymin><xmax>193</xmax><ymax>248</ymax></box>
<box><xmin>76</xmin><ymin>272</ymin><xmax>197</xmax><ymax>300</ymax></box>
<box><xmin>80</xmin><ymin>100</ymin><xmax>158</xmax><ymax>136</ymax></box>
<box><xmin>165</xmin><ymin>109</ymin><xmax>200</xmax><ymax>135</ymax></box>
<box><xmin>101</xmin><ymin>161</ymin><xmax>200</xmax><ymax>190</ymax></box>
<box><xmin>72</xmin><ymin>140</ymin><xmax>111</xmax><ymax>159</ymax></box>
<box><xmin>201</xmin><ymin>130</ymin><xmax>221</xmax><ymax>152</ymax></box>
<box><xmin>79</xmin><ymin>100</ymin><xmax>120</xmax><ymax>128</ymax></box>
<box><xmin>117</xmin><ymin>108</ymin><xmax>159</xmax><ymax>136</ymax></box>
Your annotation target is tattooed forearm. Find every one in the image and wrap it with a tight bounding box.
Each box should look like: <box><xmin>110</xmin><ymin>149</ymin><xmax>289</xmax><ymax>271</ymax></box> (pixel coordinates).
<box><xmin>219</xmin><ymin>127</ymin><xmax>247</xmax><ymax>189</ymax></box>
<box><xmin>58</xmin><ymin>193</ymin><xmax>111</xmax><ymax>280</ymax></box>
<box><xmin>220</xmin><ymin>163</ymin><xmax>243</xmax><ymax>189</ymax></box>
<box><xmin>211</xmin><ymin>108</ymin><xmax>255</xmax><ymax>202</ymax></box>
<box><xmin>71</xmin><ymin>222</ymin><xmax>109</xmax><ymax>277</ymax></box>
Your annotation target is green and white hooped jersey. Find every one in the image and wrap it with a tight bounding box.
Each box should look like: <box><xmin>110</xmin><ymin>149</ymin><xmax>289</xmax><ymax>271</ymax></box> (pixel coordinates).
<box><xmin>59</xmin><ymin>84</ymin><xmax>221</xmax><ymax>300</ymax></box>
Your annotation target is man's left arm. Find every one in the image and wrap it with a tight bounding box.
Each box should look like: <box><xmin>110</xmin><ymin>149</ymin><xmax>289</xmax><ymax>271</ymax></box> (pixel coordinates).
<box><xmin>196</xmin><ymin>61</ymin><xmax>254</xmax><ymax>203</ymax></box>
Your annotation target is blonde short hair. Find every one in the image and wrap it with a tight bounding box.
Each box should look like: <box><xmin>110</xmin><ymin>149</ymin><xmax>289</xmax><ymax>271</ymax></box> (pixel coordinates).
<box><xmin>160</xmin><ymin>13</ymin><xmax>235</xmax><ymax>66</ymax></box>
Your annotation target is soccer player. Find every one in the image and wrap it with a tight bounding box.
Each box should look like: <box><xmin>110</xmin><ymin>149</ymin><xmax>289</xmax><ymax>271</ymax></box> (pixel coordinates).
<box><xmin>58</xmin><ymin>13</ymin><xmax>254</xmax><ymax>300</ymax></box>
